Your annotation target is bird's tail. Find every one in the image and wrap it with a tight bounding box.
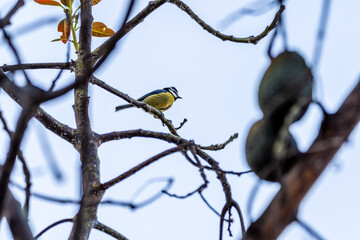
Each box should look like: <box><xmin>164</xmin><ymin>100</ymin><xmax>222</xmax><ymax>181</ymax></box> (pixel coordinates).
<box><xmin>115</xmin><ymin>104</ymin><xmax>134</xmax><ymax>111</ymax></box>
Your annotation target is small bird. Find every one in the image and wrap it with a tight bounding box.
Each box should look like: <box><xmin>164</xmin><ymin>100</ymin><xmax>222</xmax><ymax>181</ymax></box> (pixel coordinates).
<box><xmin>115</xmin><ymin>87</ymin><xmax>181</xmax><ymax>112</ymax></box>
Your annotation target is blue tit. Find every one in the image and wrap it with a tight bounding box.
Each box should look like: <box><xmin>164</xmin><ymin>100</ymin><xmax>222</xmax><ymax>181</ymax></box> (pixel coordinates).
<box><xmin>115</xmin><ymin>86</ymin><xmax>181</xmax><ymax>112</ymax></box>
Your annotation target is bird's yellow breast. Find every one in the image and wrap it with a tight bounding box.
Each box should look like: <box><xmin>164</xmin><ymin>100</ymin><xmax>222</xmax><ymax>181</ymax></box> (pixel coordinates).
<box><xmin>142</xmin><ymin>92</ymin><xmax>175</xmax><ymax>112</ymax></box>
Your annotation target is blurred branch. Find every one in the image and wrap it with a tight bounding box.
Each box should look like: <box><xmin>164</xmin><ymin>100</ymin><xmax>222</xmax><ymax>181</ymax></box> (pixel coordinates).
<box><xmin>312</xmin><ymin>0</ymin><xmax>332</xmax><ymax>69</ymax></box>
<box><xmin>0</xmin><ymin>72</ymin><xmax>78</xmax><ymax>143</ymax></box>
<box><xmin>0</xmin><ymin>111</ymin><xmax>32</xmax><ymax>217</ymax></box>
<box><xmin>11</xmin><ymin>16</ymin><xmax>60</xmax><ymax>37</ymax></box>
<box><xmin>1</xmin><ymin>25</ymin><xmax>31</xmax><ymax>84</ymax></box>
<box><xmin>36</xmin><ymin>124</ymin><xmax>63</xmax><ymax>181</ymax></box>
<box><xmin>17</xmin><ymin>151</ymin><xmax>31</xmax><ymax>217</ymax></box>
<box><xmin>220</xmin><ymin>0</ymin><xmax>278</xmax><ymax>29</ymax></box>
<box><xmin>199</xmin><ymin>133</ymin><xmax>238</xmax><ymax>151</ymax></box>
<box><xmin>245</xmin><ymin>79</ymin><xmax>360</xmax><ymax>239</ymax></box>
<box><xmin>2</xmin><ymin>187</ymin><xmax>33</xmax><ymax>240</ymax></box>
<box><xmin>0</xmin><ymin>0</ymin><xmax>24</xmax><ymax>28</ymax></box>
<box><xmin>91</xmin><ymin>0</ymin><xmax>167</xmax><ymax>62</ymax></box>
<box><xmin>296</xmin><ymin>218</ymin><xmax>325</xmax><ymax>240</ymax></box>
<box><xmin>90</xmin><ymin>76</ymin><xmax>179</xmax><ymax>136</ymax></box>
<box><xmin>0</xmin><ymin>103</ymin><xmax>37</xmax><ymax>217</ymax></box>
<box><xmin>94</xmin><ymin>221</ymin><xmax>128</xmax><ymax>240</ymax></box>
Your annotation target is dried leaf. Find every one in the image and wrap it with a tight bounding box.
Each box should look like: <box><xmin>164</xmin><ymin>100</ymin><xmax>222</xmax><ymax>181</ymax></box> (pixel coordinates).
<box><xmin>92</xmin><ymin>0</ymin><xmax>101</xmax><ymax>6</ymax></box>
<box><xmin>57</xmin><ymin>18</ymin><xmax>70</xmax><ymax>43</ymax></box>
<box><xmin>34</xmin><ymin>0</ymin><xmax>62</xmax><ymax>6</ymax></box>
<box><xmin>92</xmin><ymin>22</ymin><xmax>115</xmax><ymax>37</ymax></box>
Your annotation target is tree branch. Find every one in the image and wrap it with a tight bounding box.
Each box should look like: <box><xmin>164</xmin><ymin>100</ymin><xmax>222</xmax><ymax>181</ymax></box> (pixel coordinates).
<box><xmin>166</xmin><ymin>0</ymin><xmax>284</xmax><ymax>44</ymax></box>
<box><xmin>1</xmin><ymin>62</ymin><xmax>74</xmax><ymax>72</ymax></box>
<box><xmin>98</xmin><ymin>144</ymin><xmax>186</xmax><ymax>191</ymax></box>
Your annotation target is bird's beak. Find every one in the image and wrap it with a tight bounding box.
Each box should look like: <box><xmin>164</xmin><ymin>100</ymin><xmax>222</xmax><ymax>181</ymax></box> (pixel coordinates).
<box><xmin>177</xmin><ymin>96</ymin><xmax>182</xmax><ymax>99</ymax></box>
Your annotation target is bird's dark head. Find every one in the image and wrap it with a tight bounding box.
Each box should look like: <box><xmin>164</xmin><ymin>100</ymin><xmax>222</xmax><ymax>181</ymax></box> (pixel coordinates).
<box><xmin>165</xmin><ymin>86</ymin><xmax>181</xmax><ymax>100</ymax></box>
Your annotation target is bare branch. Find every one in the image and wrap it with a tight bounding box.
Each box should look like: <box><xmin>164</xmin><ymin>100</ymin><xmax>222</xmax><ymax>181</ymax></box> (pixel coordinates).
<box><xmin>1</xmin><ymin>62</ymin><xmax>74</xmax><ymax>72</ymax></box>
<box><xmin>94</xmin><ymin>221</ymin><xmax>128</xmax><ymax>240</ymax></box>
<box><xmin>166</xmin><ymin>1</ymin><xmax>284</xmax><ymax>44</ymax></box>
<box><xmin>98</xmin><ymin>144</ymin><xmax>187</xmax><ymax>191</ymax></box>
<box><xmin>199</xmin><ymin>133</ymin><xmax>239</xmax><ymax>151</ymax></box>
<box><xmin>99</xmin><ymin>129</ymin><xmax>185</xmax><ymax>146</ymax></box>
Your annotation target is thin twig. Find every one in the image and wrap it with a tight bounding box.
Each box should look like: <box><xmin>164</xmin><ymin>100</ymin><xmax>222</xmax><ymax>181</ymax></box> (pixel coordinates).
<box><xmin>166</xmin><ymin>1</ymin><xmax>285</xmax><ymax>44</ymax></box>
<box><xmin>98</xmin><ymin>144</ymin><xmax>187</xmax><ymax>191</ymax></box>
<box><xmin>35</xmin><ymin>218</ymin><xmax>73</xmax><ymax>239</ymax></box>
<box><xmin>199</xmin><ymin>133</ymin><xmax>239</xmax><ymax>151</ymax></box>
<box><xmin>175</xmin><ymin>118</ymin><xmax>187</xmax><ymax>130</ymax></box>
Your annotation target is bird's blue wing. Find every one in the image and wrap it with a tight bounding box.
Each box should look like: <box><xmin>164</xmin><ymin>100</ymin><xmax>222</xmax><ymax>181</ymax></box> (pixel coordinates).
<box><xmin>137</xmin><ymin>89</ymin><xmax>167</xmax><ymax>101</ymax></box>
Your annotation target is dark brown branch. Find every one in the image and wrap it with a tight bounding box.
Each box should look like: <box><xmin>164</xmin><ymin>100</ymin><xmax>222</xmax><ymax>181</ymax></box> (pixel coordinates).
<box><xmin>99</xmin><ymin>129</ymin><xmax>184</xmax><ymax>145</ymax></box>
<box><xmin>166</xmin><ymin>1</ymin><xmax>284</xmax><ymax>44</ymax></box>
<box><xmin>1</xmin><ymin>62</ymin><xmax>74</xmax><ymax>72</ymax></box>
<box><xmin>99</xmin><ymin>144</ymin><xmax>186</xmax><ymax>191</ymax></box>
<box><xmin>245</xmin><ymin>79</ymin><xmax>360</xmax><ymax>239</ymax></box>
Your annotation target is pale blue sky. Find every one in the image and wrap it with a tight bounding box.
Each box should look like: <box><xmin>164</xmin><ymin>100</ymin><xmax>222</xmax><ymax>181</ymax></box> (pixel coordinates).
<box><xmin>1</xmin><ymin>0</ymin><xmax>360</xmax><ymax>239</ymax></box>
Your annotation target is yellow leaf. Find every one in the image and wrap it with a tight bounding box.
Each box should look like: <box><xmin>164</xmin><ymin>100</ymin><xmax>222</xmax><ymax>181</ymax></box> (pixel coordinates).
<box><xmin>57</xmin><ymin>18</ymin><xmax>70</xmax><ymax>43</ymax></box>
<box><xmin>34</xmin><ymin>0</ymin><xmax>62</xmax><ymax>6</ymax></box>
<box><xmin>92</xmin><ymin>22</ymin><xmax>115</xmax><ymax>37</ymax></box>
<box><xmin>92</xmin><ymin>0</ymin><xmax>101</xmax><ymax>6</ymax></box>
